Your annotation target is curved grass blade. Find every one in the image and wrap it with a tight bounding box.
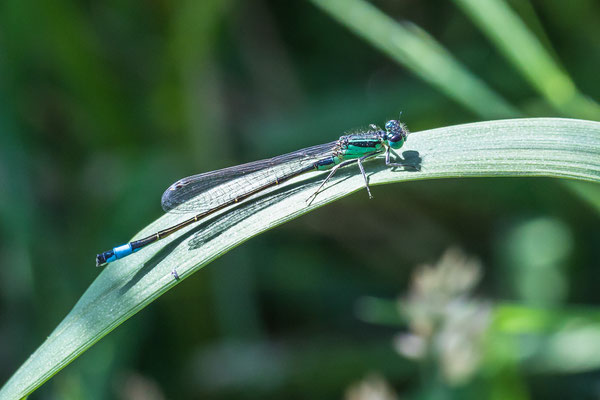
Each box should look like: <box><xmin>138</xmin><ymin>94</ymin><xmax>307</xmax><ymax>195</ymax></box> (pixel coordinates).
<box><xmin>310</xmin><ymin>0</ymin><xmax>521</xmax><ymax>119</ymax></box>
<box><xmin>2</xmin><ymin>118</ymin><xmax>600</xmax><ymax>399</ymax></box>
<box><xmin>453</xmin><ymin>0</ymin><xmax>600</xmax><ymax>120</ymax></box>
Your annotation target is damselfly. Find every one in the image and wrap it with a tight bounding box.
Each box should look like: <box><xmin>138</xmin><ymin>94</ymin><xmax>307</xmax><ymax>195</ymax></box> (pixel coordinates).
<box><xmin>96</xmin><ymin>119</ymin><xmax>413</xmax><ymax>267</ymax></box>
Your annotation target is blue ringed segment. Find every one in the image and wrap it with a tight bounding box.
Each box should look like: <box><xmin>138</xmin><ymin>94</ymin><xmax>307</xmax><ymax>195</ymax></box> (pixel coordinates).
<box><xmin>113</xmin><ymin>243</ymin><xmax>134</xmax><ymax>260</ymax></box>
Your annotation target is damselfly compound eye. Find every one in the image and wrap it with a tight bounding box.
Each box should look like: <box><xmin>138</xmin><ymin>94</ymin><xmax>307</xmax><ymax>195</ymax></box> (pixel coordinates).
<box><xmin>385</xmin><ymin>120</ymin><xmax>397</xmax><ymax>131</ymax></box>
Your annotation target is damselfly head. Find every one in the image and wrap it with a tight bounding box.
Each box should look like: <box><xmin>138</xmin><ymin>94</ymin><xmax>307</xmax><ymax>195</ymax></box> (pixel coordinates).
<box><xmin>383</xmin><ymin>119</ymin><xmax>408</xmax><ymax>149</ymax></box>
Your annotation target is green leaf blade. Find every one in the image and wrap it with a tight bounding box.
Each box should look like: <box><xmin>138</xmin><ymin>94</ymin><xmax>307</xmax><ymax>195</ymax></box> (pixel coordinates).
<box><xmin>2</xmin><ymin>117</ymin><xmax>600</xmax><ymax>399</ymax></box>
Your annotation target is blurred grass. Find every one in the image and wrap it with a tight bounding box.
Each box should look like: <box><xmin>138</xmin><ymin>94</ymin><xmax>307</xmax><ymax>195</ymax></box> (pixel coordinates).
<box><xmin>355</xmin><ymin>297</ymin><xmax>600</xmax><ymax>375</ymax></box>
<box><xmin>310</xmin><ymin>0</ymin><xmax>521</xmax><ymax>119</ymax></box>
<box><xmin>454</xmin><ymin>0</ymin><xmax>600</xmax><ymax>120</ymax></box>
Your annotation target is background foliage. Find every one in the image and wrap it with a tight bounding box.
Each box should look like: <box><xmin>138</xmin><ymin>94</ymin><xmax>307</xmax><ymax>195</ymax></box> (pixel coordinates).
<box><xmin>0</xmin><ymin>0</ymin><xmax>599</xmax><ymax>399</ymax></box>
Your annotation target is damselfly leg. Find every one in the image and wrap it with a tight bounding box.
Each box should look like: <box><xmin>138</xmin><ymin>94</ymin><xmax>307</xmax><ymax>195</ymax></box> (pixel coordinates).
<box><xmin>306</xmin><ymin>151</ymin><xmax>379</xmax><ymax>205</ymax></box>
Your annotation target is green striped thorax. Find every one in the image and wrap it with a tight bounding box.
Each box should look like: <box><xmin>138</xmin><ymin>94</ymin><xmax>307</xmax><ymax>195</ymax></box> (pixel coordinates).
<box><xmin>330</xmin><ymin>119</ymin><xmax>409</xmax><ymax>165</ymax></box>
<box><xmin>316</xmin><ymin>120</ymin><xmax>408</xmax><ymax>171</ymax></box>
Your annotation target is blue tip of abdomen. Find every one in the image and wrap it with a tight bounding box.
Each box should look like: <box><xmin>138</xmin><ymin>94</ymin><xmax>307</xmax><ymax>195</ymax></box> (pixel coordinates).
<box><xmin>113</xmin><ymin>243</ymin><xmax>134</xmax><ymax>259</ymax></box>
<box><xmin>96</xmin><ymin>243</ymin><xmax>134</xmax><ymax>267</ymax></box>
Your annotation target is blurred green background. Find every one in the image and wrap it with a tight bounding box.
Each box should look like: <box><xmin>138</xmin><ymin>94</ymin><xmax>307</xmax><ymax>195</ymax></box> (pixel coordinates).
<box><xmin>1</xmin><ymin>0</ymin><xmax>599</xmax><ymax>398</ymax></box>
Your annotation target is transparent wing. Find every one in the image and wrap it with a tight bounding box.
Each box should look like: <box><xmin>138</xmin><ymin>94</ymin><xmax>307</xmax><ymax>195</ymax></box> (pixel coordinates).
<box><xmin>161</xmin><ymin>140</ymin><xmax>338</xmax><ymax>213</ymax></box>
